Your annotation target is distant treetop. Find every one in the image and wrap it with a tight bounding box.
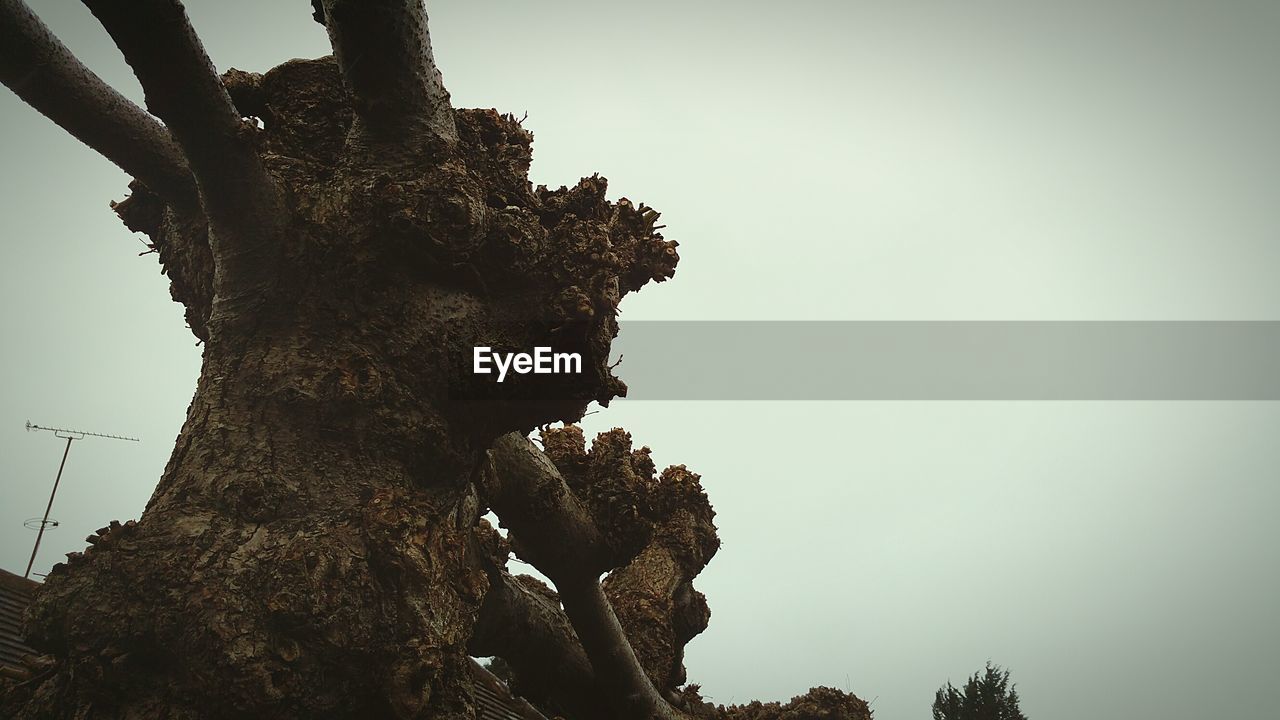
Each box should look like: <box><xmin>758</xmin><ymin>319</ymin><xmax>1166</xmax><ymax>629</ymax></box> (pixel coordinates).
<box><xmin>932</xmin><ymin>661</ymin><xmax>1027</xmax><ymax>720</ymax></box>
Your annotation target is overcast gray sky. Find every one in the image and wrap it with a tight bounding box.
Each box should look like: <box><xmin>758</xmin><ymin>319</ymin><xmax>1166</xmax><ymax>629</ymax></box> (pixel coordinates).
<box><xmin>2</xmin><ymin>2</ymin><xmax>1279</xmax><ymax>719</ymax></box>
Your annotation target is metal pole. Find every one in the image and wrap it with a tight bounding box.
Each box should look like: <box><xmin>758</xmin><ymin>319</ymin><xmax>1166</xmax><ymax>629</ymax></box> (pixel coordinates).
<box><xmin>24</xmin><ymin>435</ymin><xmax>75</xmax><ymax>579</ymax></box>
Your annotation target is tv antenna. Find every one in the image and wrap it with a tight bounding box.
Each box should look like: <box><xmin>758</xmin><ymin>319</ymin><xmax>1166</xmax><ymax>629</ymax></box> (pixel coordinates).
<box><xmin>23</xmin><ymin>421</ymin><xmax>139</xmax><ymax>579</ymax></box>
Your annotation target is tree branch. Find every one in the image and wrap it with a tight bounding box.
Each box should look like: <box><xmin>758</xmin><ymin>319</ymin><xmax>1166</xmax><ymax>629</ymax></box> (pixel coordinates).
<box><xmin>317</xmin><ymin>0</ymin><xmax>458</xmax><ymax>146</ymax></box>
<box><xmin>485</xmin><ymin>433</ymin><xmax>614</xmax><ymax>581</ymax></box>
<box><xmin>603</xmin><ymin>465</ymin><xmax>719</xmax><ymax>695</ymax></box>
<box><xmin>556</xmin><ymin>576</ymin><xmax>683</xmax><ymax>720</ymax></box>
<box><xmin>484</xmin><ymin>431</ymin><xmax>688</xmax><ymax>720</ymax></box>
<box><xmin>0</xmin><ymin>0</ymin><xmax>198</xmax><ymax>212</ymax></box>
<box><xmin>82</xmin><ymin>0</ymin><xmax>284</xmax><ymax>324</ymax></box>
<box><xmin>470</xmin><ymin>568</ymin><xmax>613</xmax><ymax>720</ymax></box>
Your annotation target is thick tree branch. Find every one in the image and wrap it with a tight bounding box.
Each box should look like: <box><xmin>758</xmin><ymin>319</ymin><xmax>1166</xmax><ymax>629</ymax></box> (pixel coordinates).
<box><xmin>317</xmin><ymin>0</ymin><xmax>458</xmax><ymax>147</ymax></box>
<box><xmin>485</xmin><ymin>433</ymin><xmax>614</xmax><ymax>581</ymax></box>
<box><xmin>556</xmin><ymin>576</ymin><xmax>683</xmax><ymax>720</ymax></box>
<box><xmin>470</xmin><ymin>568</ymin><xmax>612</xmax><ymax>719</ymax></box>
<box><xmin>0</xmin><ymin>0</ymin><xmax>198</xmax><ymax>212</ymax></box>
<box><xmin>484</xmin><ymin>431</ymin><xmax>689</xmax><ymax>720</ymax></box>
<box><xmin>82</xmin><ymin>0</ymin><xmax>284</xmax><ymax>324</ymax></box>
<box><xmin>604</xmin><ymin>465</ymin><xmax>719</xmax><ymax>695</ymax></box>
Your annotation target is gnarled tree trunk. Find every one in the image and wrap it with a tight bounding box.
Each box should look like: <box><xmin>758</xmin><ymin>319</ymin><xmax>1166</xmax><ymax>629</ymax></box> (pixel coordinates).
<box><xmin>0</xmin><ymin>2</ymin><xmax>870</xmax><ymax>718</ymax></box>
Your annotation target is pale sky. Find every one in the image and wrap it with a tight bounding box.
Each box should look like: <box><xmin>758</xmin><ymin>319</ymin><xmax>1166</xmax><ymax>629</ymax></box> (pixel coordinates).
<box><xmin>2</xmin><ymin>2</ymin><xmax>1279</xmax><ymax>719</ymax></box>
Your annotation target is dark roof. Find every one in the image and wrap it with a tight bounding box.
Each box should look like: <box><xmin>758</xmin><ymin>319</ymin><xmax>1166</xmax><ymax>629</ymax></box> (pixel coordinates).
<box><xmin>0</xmin><ymin>569</ymin><xmax>543</xmax><ymax>718</ymax></box>
<box><xmin>0</xmin><ymin>568</ymin><xmax>39</xmax><ymax>671</ymax></box>
<box><xmin>470</xmin><ymin>659</ymin><xmax>549</xmax><ymax>720</ymax></box>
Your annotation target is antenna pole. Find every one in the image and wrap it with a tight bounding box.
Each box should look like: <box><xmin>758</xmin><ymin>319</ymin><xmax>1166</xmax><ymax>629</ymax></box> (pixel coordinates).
<box><xmin>25</xmin><ymin>435</ymin><xmax>75</xmax><ymax>579</ymax></box>
<box><xmin>22</xmin><ymin>421</ymin><xmax>139</xmax><ymax>579</ymax></box>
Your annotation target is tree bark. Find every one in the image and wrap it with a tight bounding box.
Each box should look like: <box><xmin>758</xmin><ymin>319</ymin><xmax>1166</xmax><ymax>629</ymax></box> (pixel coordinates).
<box><xmin>483</xmin><ymin>429</ymin><xmax>703</xmax><ymax>719</ymax></box>
<box><xmin>603</xmin><ymin>464</ymin><xmax>719</xmax><ymax>696</ymax></box>
<box><xmin>2</xmin><ymin>36</ymin><xmax>678</xmax><ymax>717</ymax></box>
<box><xmin>316</xmin><ymin>0</ymin><xmax>458</xmax><ymax>152</ymax></box>
<box><xmin>14</xmin><ymin>334</ymin><xmax>491</xmax><ymax>718</ymax></box>
<box><xmin>557</xmin><ymin>577</ymin><xmax>683</xmax><ymax>720</ymax></box>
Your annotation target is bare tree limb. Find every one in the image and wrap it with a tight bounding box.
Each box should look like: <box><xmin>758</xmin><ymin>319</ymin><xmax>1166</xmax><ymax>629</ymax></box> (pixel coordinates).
<box><xmin>485</xmin><ymin>433</ymin><xmax>614</xmax><ymax>581</ymax></box>
<box><xmin>556</xmin><ymin>576</ymin><xmax>683</xmax><ymax>720</ymax></box>
<box><xmin>317</xmin><ymin>0</ymin><xmax>458</xmax><ymax>147</ymax></box>
<box><xmin>470</xmin><ymin>568</ymin><xmax>613</xmax><ymax>719</ymax></box>
<box><xmin>485</xmin><ymin>432</ymin><xmax>687</xmax><ymax>720</ymax></box>
<box><xmin>604</xmin><ymin>464</ymin><xmax>719</xmax><ymax>695</ymax></box>
<box><xmin>81</xmin><ymin>0</ymin><xmax>284</xmax><ymax>324</ymax></box>
<box><xmin>0</xmin><ymin>0</ymin><xmax>198</xmax><ymax>213</ymax></box>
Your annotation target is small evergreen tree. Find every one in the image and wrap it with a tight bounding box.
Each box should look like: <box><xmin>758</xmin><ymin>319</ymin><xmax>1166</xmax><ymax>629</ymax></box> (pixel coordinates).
<box><xmin>932</xmin><ymin>662</ymin><xmax>1027</xmax><ymax>720</ymax></box>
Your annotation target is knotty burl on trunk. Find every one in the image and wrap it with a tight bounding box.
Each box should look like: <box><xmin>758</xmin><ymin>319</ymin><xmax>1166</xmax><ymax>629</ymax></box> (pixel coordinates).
<box><xmin>0</xmin><ymin>2</ymin><xmax>870</xmax><ymax>718</ymax></box>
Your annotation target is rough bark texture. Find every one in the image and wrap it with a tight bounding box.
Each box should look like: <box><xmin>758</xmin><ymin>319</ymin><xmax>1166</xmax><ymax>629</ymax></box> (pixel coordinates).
<box><xmin>602</xmin><ymin>463</ymin><xmax>719</xmax><ymax>695</ymax></box>
<box><xmin>1</xmin><ymin>46</ymin><xmax>675</xmax><ymax>720</ymax></box>
<box><xmin>480</xmin><ymin>428</ymin><xmax>709</xmax><ymax>719</ymax></box>
<box><xmin>0</xmin><ymin>4</ymin><xmax>871</xmax><ymax>719</ymax></box>
<box><xmin>536</xmin><ymin>427</ymin><xmax>720</xmax><ymax>699</ymax></box>
<box><xmin>484</xmin><ymin>431</ymin><xmax>679</xmax><ymax>718</ymax></box>
<box><xmin>316</xmin><ymin>0</ymin><xmax>457</xmax><ymax>148</ymax></box>
<box><xmin>714</xmin><ymin>688</ymin><xmax>874</xmax><ymax>720</ymax></box>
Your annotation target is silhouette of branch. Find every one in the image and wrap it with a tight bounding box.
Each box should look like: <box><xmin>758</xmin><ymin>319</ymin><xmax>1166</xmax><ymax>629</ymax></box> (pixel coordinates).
<box><xmin>82</xmin><ymin>0</ymin><xmax>284</xmax><ymax>326</ymax></box>
<box><xmin>0</xmin><ymin>0</ymin><xmax>198</xmax><ymax>212</ymax></box>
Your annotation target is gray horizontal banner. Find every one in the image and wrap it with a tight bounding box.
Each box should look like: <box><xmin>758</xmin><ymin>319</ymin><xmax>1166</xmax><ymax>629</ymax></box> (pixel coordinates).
<box><xmin>606</xmin><ymin>322</ymin><xmax>1280</xmax><ymax>400</ymax></box>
